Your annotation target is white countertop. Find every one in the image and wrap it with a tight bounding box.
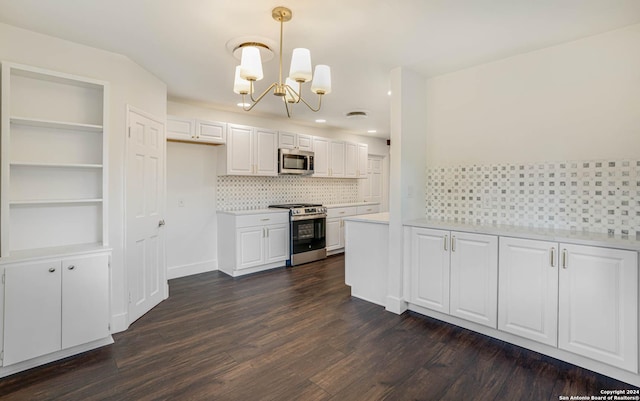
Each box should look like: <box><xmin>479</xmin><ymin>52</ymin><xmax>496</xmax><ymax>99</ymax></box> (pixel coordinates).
<box><xmin>217</xmin><ymin>209</ymin><xmax>289</xmax><ymax>216</ymax></box>
<box><xmin>404</xmin><ymin>218</ymin><xmax>640</xmax><ymax>252</ymax></box>
<box><xmin>344</xmin><ymin>212</ymin><xmax>389</xmax><ymax>225</ymax></box>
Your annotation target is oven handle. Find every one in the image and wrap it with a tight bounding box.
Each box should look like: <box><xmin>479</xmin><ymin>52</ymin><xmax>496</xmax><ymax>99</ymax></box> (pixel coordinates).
<box><xmin>291</xmin><ymin>214</ymin><xmax>327</xmax><ymax>221</ymax></box>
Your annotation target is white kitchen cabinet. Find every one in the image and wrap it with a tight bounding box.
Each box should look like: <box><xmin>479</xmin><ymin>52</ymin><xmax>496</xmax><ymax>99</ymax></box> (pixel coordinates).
<box><xmin>326</xmin><ymin>206</ymin><xmax>358</xmax><ymax>254</ymax></box>
<box><xmin>357</xmin><ymin>143</ymin><xmax>368</xmax><ymax>179</ymax></box>
<box><xmin>356</xmin><ymin>204</ymin><xmax>380</xmax><ymax>215</ymax></box>
<box><xmin>2</xmin><ymin>252</ymin><xmax>110</xmax><ymax>366</ymax></box>
<box><xmin>329</xmin><ymin>140</ymin><xmax>345</xmax><ymax>177</ymax></box>
<box><xmin>408</xmin><ymin>228</ymin><xmax>498</xmax><ymax>328</ymax></box>
<box><xmin>220</xmin><ymin>124</ymin><xmax>277</xmax><ymax>176</ymax></box>
<box><xmin>218</xmin><ymin>211</ymin><xmax>290</xmax><ymax>277</ymax></box>
<box><xmin>498</xmin><ymin>237</ymin><xmax>558</xmax><ymax>346</ymax></box>
<box><xmin>312</xmin><ymin>136</ymin><xmax>329</xmax><ymax>177</ymax></box>
<box><xmin>167</xmin><ymin>116</ymin><xmax>226</xmax><ymax>145</ymax></box>
<box><xmin>278</xmin><ymin>132</ymin><xmax>313</xmax><ymax>151</ymax></box>
<box><xmin>558</xmin><ymin>244</ymin><xmax>637</xmax><ymax>372</ymax></box>
<box><xmin>345</xmin><ymin>142</ymin><xmax>358</xmax><ymax>178</ymax></box>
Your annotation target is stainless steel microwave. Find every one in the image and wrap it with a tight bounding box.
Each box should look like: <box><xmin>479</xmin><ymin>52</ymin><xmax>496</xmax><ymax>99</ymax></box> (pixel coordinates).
<box><xmin>279</xmin><ymin>148</ymin><xmax>314</xmax><ymax>175</ymax></box>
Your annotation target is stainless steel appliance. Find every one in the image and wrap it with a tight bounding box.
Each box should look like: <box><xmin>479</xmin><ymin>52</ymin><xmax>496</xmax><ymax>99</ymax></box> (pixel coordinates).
<box><xmin>269</xmin><ymin>203</ymin><xmax>327</xmax><ymax>266</ymax></box>
<box><xmin>278</xmin><ymin>148</ymin><xmax>314</xmax><ymax>175</ymax></box>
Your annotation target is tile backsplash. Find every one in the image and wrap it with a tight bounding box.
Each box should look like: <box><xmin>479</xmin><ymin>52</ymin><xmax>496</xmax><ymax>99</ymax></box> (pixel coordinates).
<box><xmin>426</xmin><ymin>159</ymin><xmax>640</xmax><ymax>236</ymax></box>
<box><xmin>217</xmin><ymin>176</ymin><xmax>360</xmax><ymax>210</ymax></box>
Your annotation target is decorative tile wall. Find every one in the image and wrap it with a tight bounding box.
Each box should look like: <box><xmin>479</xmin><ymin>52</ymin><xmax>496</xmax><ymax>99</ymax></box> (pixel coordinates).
<box><xmin>217</xmin><ymin>176</ymin><xmax>360</xmax><ymax>210</ymax></box>
<box><xmin>426</xmin><ymin>159</ymin><xmax>640</xmax><ymax>237</ymax></box>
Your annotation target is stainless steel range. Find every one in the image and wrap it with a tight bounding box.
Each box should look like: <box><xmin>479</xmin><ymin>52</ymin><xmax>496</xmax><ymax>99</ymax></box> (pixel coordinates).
<box><xmin>269</xmin><ymin>203</ymin><xmax>327</xmax><ymax>266</ymax></box>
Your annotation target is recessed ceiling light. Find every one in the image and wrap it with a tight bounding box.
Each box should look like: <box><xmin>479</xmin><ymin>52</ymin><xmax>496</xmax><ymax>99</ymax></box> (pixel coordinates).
<box><xmin>237</xmin><ymin>102</ymin><xmax>251</xmax><ymax>107</ymax></box>
<box><xmin>387</xmin><ymin>90</ymin><xmax>392</xmax><ymax>96</ymax></box>
<box><xmin>367</xmin><ymin>130</ymin><xmax>377</xmax><ymax>134</ymax></box>
<box><xmin>315</xmin><ymin>119</ymin><xmax>326</xmax><ymax>123</ymax></box>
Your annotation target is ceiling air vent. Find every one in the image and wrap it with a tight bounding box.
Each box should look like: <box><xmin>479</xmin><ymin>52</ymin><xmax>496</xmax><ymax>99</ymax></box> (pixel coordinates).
<box><xmin>345</xmin><ymin>111</ymin><xmax>368</xmax><ymax>119</ymax></box>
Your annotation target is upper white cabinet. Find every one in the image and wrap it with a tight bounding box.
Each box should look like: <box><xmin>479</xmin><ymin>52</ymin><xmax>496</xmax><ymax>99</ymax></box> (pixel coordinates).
<box><xmin>219</xmin><ymin>124</ymin><xmax>278</xmax><ymax>176</ymax></box>
<box><xmin>278</xmin><ymin>132</ymin><xmax>313</xmax><ymax>151</ymax></box>
<box><xmin>345</xmin><ymin>142</ymin><xmax>358</xmax><ymax>178</ymax></box>
<box><xmin>1</xmin><ymin>62</ymin><xmax>108</xmax><ymax>257</ymax></box>
<box><xmin>498</xmin><ymin>237</ymin><xmax>559</xmax><ymax>346</ymax></box>
<box><xmin>357</xmin><ymin>143</ymin><xmax>368</xmax><ymax>179</ymax></box>
<box><xmin>312</xmin><ymin>136</ymin><xmax>330</xmax><ymax>177</ymax></box>
<box><xmin>329</xmin><ymin>140</ymin><xmax>345</xmax><ymax>177</ymax></box>
<box><xmin>408</xmin><ymin>227</ymin><xmax>498</xmax><ymax>328</ymax></box>
<box><xmin>167</xmin><ymin>116</ymin><xmax>226</xmax><ymax>145</ymax></box>
<box><xmin>558</xmin><ymin>244</ymin><xmax>637</xmax><ymax>372</ymax></box>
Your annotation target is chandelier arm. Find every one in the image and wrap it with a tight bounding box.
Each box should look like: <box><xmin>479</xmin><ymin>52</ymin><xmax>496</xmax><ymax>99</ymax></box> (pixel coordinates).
<box><xmin>283</xmin><ymin>97</ymin><xmax>292</xmax><ymax>118</ymax></box>
<box><xmin>297</xmin><ymin>92</ymin><xmax>323</xmax><ymax>112</ymax></box>
<box><xmin>244</xmin><ymin>82</ymin><xmax>278</xmax><ymax>111</ymax></box>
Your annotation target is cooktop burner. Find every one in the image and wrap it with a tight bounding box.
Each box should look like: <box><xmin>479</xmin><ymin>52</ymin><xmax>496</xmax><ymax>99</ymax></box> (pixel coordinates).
<box><xmin>268</xmin><ymin>203</ymin><xmax>322</xmax><ymax>209</ymax></box>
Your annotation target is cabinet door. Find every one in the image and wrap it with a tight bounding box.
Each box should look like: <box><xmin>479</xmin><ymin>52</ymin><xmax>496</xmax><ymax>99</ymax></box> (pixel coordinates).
<box><xmin>196</xmin><ymin>120</ymin><xmax>226</xmax><ymax>144</ymax></box>
<box><xmin>312</xmin><ymin>137</ymin><xmax>330</xmax><ymax>177</ymax></box>
<box><xmin>166</xmin><ymin>116</ymin><xmax>194</xmax><ymax>141</ymax></box>
<box><xmin>236</xmin><ymin>226</ymin><xmax>265</xmax><ymax>269</ymax></box>
<box><xmin>62</xmin><ymin>254</ymin><xmax>110</xmax><ymax>349</ymax></box>
<box><xmin>264</xmin><ymin>224</ymin><xmax>289</xmax><ymax>263</ymax></box>
<box><xmin>558</xmin><ymin>244</ymin><xmax>638</xmax><ymax>372</ymax></box>
<box><xmin>297</xmin><ymin>134</ymin><xmax>313</xmax><ymax>151</ymax></box>
<box><xmin>254</xmin><ymin>128</ymin><xmax>278</xmax><ymax>176</ymax></box>
<box><xmin>226</xmin><ymin>124</ymin><xmax>254</xmax><ymax>175</ymax></box>
<box><xmin>498</xmin><ymin>237</ymin><xmax>558</xmax><ymax>346</ymax></box>
<box><xmin>449</xmin><ymin>232</ymin><xmax>498</xmax><ymax>328</ymax></box>
<box><xmin>357</xmin><ymin>144</ymin><xmax>368</xmax><ymax>178</ymax></box>
<box><xmin>3</xmin><ymin>261</ymin><xmax>62</xmax><ymax>366</ymax></box>
<box><xmin>278</xmin><ymin>132</ymin><xmax>296</xmax><ymax>149</ymax></box>
<box><xmin>344</xmin><ymin>142</ymin><xmax>358</xmax><ymax>178</ymax></box>
<box><xmin>326</xmin><ymin>218</ymin><xmax>342</xmax><ymax>251</ymax></box>
<box><xmin>329</xmin><ymin>140</ymin><xmax>345</xmax><ymax>177</ymax></box>
<box><xmin>410</xmin><ymin>228</ymin><xmax>450</xmax><ymax>313</ymax></box>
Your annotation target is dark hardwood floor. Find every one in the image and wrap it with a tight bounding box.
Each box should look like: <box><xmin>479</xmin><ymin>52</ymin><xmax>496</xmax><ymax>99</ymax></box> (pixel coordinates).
<box><xmin>0</xmin><ymin>254</ymin><xmax>636</xmax><ymax>400</ymax></box>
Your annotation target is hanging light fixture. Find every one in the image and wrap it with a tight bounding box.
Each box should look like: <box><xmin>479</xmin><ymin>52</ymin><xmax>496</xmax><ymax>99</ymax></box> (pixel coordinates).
<box><xmin>232</xmin><ymin>6</ymin><xmax>331</xmax><ymax>117</ymax></box>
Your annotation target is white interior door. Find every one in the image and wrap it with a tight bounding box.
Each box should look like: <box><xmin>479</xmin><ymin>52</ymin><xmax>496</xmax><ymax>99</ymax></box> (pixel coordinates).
<box><xmin>126</xmin><ymin>107</ymin><xmax>167</xmax><ymax>325</ymax></box>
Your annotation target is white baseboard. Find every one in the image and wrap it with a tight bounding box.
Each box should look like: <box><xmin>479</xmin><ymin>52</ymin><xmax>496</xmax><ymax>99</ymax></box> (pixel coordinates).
<box><xmin>110</xmin><ymin>312</ymin><xmax>129</xmax><ymax>334</ymax></box>
<box><xmin>385</xmin><ymin>295</ymin><xmax>408</xmax><ymax>315</ymax></box>
<box><xmin>167</xmin><ymin>259</ymin><xmax>217</xmax><ymax>279</ymax></box>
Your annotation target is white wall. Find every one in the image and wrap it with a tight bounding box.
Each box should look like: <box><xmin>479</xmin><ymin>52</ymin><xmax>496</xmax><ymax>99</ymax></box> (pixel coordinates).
<box><xmin>0</xmin><ymin>23</ymin><xmax>167</xmax><ymax>332</ymax></box>
<box><xmin>166</xmin><ymin>142</ymin><xmax>218</xmax><ymax>279</ymax></box>
<box><xmin>425</xmin><ymin>23</ymin><xmax>640</xmax><ymax>166</ymax></box>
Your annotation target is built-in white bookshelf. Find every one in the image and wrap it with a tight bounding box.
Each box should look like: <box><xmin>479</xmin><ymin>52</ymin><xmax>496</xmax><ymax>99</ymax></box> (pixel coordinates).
<box><xmin>1</xmin><ymin>62</ymin><xmax>109</xmax><ymax>257</ymax></box>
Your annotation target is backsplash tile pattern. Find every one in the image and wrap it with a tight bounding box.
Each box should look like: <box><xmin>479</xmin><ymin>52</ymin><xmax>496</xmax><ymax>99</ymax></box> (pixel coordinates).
<box><xmin>217</xmin><ymin>176</ymin><xmax>360</xmax><ymax>210</ymax></box>
<box><xmin>426</xmin><ymin>159</ymin><xmax>640</xmax><ymax>236</ymax></box>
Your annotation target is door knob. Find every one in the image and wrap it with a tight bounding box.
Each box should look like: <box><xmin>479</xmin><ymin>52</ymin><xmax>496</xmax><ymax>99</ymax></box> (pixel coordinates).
<box><xmin>159</xmin><ymin>219</ymin><xmax>166</xmax><ymax>227</ymax></box>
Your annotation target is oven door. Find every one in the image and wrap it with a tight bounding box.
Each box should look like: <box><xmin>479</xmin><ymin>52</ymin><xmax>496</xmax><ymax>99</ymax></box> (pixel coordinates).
<box><xmin>291</xmin><ymin>216</ymin><xmax>326</xmax><ymax>254</ymax></box>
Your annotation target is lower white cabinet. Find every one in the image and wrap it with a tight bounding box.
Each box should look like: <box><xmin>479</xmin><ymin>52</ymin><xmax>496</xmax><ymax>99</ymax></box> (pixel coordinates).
<box><xmin>409</xmin><ymin>227</ymin><xmax>498</xmax><ymax>328</ymax></box>
<box><xmin>558</xmin><ymin>243</ymin><xmax>637</xmax><ymax>372</ymax></box>
<box><xmin>218</xmin><ymin>211</ymin><xmax>289</xmax><ymax>277</ymax></box>
<box><xmin>2</xmin><ymin>252</ymin><xmax>110</xmax><ymax>366</ymax></box>
<box><xmin>498</xmin><ymin>237</ymin><xmax>559</xmax><ymax>347</ymax></box>
<box><xmin>326</xmin><ymin>204</ymin><xmax>380</xmax><ymax>254</ymax></box>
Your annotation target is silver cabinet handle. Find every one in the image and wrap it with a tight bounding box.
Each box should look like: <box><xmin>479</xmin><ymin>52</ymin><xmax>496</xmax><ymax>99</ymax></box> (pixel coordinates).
<box><xmin>159</xmin><ymin>219</ymin><xmax>166</xmax><ymax>227</ymax></box>
<box><xmin>562</xmin><ymin>249</ymin><xmax>568</xmax><ymax>269</ymax></box>
<box><xmin>451</xmin><ymin>235</ymin><xmax>456</xmax><ymax>252</ymax></box>
<box><xmin>68</xmin><ymin>265</ymin><xmax>75</xmax><ymax>270</ymax></box>
<box><xmin>550</xmin><ymin>247</ymin><xmax>556</xmax><ymax>267</ymax></box>
<box><xmin>48</xmin><ymin>267</ymin><xmax>56</xmax><ymax>273</ymax></box>
<box><xmin>444</xmin><ymin>235</ymin><xmax>448</xmax><ymax>251</ymax></box>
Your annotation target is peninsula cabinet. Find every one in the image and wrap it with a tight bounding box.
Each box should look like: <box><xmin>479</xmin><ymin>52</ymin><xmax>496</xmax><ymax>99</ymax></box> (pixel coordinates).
<box><xmin>1</xmin><ymin>252</ymin><xmax>110</xmax><ymax>367</ymax></box>
<box><xmin>217</xmin><ymin>211</ymin><xmax>289</xmax><ymax>277</ymax></box>
<box><xmin>409</xmin><ymin>227</ymin><xmax>498</xmax><ymax>328</ymax></box>
<box><xmin>218</xmin><ymin>124</ymin><xmax>278</xmax><ymax>176</ymax></box>
<box><xmin>326</xmin><ymin>204</ymin><xmax>380</xmax><ymax>255</ymax></box>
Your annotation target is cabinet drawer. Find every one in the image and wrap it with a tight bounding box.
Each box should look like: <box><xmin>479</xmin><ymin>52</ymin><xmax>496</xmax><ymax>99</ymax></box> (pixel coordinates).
<box><xmin>356</xmin><ymin>204</ymin><xmax>380</xmax><ymax>215</ymax></box>
<box><xmin>327</xmin><ymin>206</ymin><xmax>357</xmax><ymax>219</ymax></box>
<box><xmin>235</xmin><ymin>212</ymin><xmax>289</xmax><ymax>228</ymax></box>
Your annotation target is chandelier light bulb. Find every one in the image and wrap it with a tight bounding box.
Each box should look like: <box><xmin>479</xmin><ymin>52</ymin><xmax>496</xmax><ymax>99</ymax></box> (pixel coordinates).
<box><xmin>239</xmin><ymin>46</ymin><xmax>263</xmax><ymax>81</ymax></box>
<box><xmin>233</xmin><ymin>66</ymin><xmax>251</xmax><ymax>94</ymax></box>
<box><xmin>311</xmin><ymin>65</ymin><xmax>331</xmax><ymax>95</ymax></box>
<box><xmin>289</xmin><ymin>48</ymin><xmax>312</xmax><ymax>82</ymax></box>
<box><xmin>284</xmin><ymin>78</ymin><xmax>300</xmax><ymax>103</ymax></box>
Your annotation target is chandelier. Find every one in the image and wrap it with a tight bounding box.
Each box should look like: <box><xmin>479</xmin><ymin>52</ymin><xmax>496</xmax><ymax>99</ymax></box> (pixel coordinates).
<box><xmin>232</xmin><ymin>6</ymin><xmax>331</xmax><ymax>117</ymax></box>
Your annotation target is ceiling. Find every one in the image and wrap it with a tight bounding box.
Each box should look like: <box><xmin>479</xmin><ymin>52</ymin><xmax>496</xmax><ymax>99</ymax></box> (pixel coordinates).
<box><xmin>1</xmin><ymin>1</ymin><xmax>639</xmax><ymax>139</ymax></box>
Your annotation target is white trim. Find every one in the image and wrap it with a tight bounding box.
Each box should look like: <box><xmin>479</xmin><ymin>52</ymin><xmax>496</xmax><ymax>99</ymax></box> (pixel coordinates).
<box><xmin>167</xmin><ymin>259</ymin><xmax>218</xmax><ymax>279</ymax></box>
<box><xmin>110</xmin><ymin>312</ymin><xmax>129</xmax><ymax>334</ymax></box>
<box><xmin>385</xmin><ymin>295</ymin><xmax>407</xmax><ymax>314</ymax></box>
<box><xmin>218</xmin><ymin>261</ymin><xmax>286</xmax><ymax>277</ymax></box>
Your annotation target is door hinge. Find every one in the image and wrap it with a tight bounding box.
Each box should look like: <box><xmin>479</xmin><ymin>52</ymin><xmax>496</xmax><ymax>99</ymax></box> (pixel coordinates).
<box><xmin>128</xmin><ymin>127</ymin><xmax>131</xmax><ymax>138</ymax></box>
<box><xmin>128</xmin><ymin>292</ymin><xmax>132</xmax><ymax>304</ymax></box>
<box><xmin>1</xmin><ymin>351</ymin><xmax>3</xmax><ymax>362</ymax></box>
<box><xmin>1</xmin><ymin>272</ymin><xmax>4</xmax><ymax>284</ymax></box>
<box><xmin>108</xmin><ymin>323</ymin><xmax>111</xmax><ymax>331</ymax></box>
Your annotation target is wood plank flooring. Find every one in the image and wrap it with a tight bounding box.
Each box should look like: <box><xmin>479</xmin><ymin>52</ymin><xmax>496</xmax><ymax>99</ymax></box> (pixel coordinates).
<box><xmin>0</xmin><ymin>254</ymin><xmax>637</xmax><ymax>400</ymax></box>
